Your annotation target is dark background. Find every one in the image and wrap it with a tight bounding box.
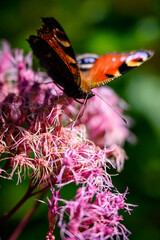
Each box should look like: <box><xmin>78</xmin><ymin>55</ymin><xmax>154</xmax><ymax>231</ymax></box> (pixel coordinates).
<box><xmin>0</xmin><ymin>0</ymin><xmax>160</xmax><ymax>239</ymax></box>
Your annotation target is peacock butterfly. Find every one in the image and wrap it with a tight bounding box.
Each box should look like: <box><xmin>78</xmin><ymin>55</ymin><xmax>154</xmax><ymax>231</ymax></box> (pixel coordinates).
<box><xmin>28</xmin><ymin>17</ymin><xmax>154</xmax><ymax>100</ymax></box>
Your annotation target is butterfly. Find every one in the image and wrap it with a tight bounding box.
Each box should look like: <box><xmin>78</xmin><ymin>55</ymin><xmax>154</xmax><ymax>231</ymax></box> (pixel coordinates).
<box><xmin>28</xmin><ymin>17</ymin><xmax>154</xmax><ymax>100</ymax></box>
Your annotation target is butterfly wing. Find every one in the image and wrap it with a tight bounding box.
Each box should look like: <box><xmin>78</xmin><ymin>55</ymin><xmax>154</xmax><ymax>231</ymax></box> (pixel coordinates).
<box><xmin>28</xmin><ymin>17</ymin><xmax>81</xmax><ymax>97</ymax></box>
<box><xmin>78</xmin><ymin>50</ymin><xmax>154</xmax><ymax>90</ymax></box>
<box><xmin>28</xmin><ymin>18</ymin><xmax>154</xmax><ymax>99</ymax></box>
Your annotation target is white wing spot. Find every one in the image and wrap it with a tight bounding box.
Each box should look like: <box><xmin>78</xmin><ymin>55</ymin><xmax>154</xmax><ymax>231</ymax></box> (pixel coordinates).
<box><xmin>120</xmin><ymin>56</ymin><xmax>126</xmax><ymax>62</ymax></box>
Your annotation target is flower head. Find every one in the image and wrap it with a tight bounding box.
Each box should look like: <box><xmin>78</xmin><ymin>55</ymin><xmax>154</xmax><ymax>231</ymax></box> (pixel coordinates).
<box><xmin>55</xmin><ymin>185</ymin><xmax>134</xmax><ymax>240</ymax></box>
<box><xmin>0</xmin><ymin>41</ymin><xmax>135</xmax><ymax>239</ymax></box>
<box><xmin>66</xmin><ymin>87</ymin><xmax>135</xmax><ymax>148</ymax></box>
<box><xmin>0</xmin><ymin>41</ymin><xmax>128</xmax><ymax>184</ymax></box>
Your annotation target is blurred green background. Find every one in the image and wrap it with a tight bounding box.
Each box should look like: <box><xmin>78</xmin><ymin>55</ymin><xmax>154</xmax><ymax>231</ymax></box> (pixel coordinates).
<box><xmin>0</xmin><ymin>0</ymin><xmax>160</xmax><ymax>239</ymax></box>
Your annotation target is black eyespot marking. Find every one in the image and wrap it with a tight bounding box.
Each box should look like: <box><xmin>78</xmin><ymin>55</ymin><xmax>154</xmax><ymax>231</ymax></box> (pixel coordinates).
<box><xmin>137</xmin><ymin>59</ymin><xmax>143</xmax><ymax>62</ymax></box>
<box><xmin>119</xmin><ymin>62</ymin><xmax>135</xmax><ymax>74</ymax></box>
<box><xmin>78</xmin><ymin>57</ymin><xmax>97</xmax><ymax>65</ymax></box>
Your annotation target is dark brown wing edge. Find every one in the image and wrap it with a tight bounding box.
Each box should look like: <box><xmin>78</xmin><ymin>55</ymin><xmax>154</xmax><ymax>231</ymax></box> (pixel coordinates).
<box><xmin>27</xmin><ymin>18</ymin><xmax>81</xmax><ymax>97</ymax></box>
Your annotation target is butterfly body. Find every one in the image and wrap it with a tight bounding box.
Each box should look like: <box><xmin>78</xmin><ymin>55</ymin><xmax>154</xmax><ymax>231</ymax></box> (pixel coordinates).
<box><xmin>28</xmin><ymin>17</ymin><xmax>154</xmax><ymax>100</ymax></box>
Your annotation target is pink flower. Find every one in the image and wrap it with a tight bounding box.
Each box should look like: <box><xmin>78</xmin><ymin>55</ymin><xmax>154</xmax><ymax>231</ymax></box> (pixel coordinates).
<box><xmin>56</xmin><ymin>186</ymin><xmax>134</xmax><ymax>240</ymax></box>
<box><xmin>106</xmin><ymin>144</ymin><xmax>128</xmax><ymax>172</ymax></box>
<box><xmin>0</xmin><ymin>41</ymin><xmax>130</xmax><ymax>184</ymax></box>
<box><xmin>47</xmin><ymin>189</ymin><xmax>60</xmax><ymax>231</ymax></box>
<box><xmin>66</xmin><ymin>87</ymin><xmax>135</xmax><ymax>148</ymax></box>
<box><xmin>0</xmin><ymin>41</ymin><xmax>12</xmax><ymax>75</ymax></box>
<box><xmin>0</xmin><ymin>41</ymin><xmax>135</xmax><ymax>239</ymax></box>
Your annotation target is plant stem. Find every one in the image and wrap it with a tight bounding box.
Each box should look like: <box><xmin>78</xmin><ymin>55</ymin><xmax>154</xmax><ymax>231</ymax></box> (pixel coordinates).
<box><xmin>0</xmin><ymin>175</ymin><xmax>54</xmax><ymax>224</ymax></box>
<box><xmin>0</xmin><ymin>182</ymin><xmax>37</xmax><ymax>224</ymax></box>
<box><xmin>8</xmin><ymin>192</ymin><xmax>45</xmax><ymax>240</ymax></box>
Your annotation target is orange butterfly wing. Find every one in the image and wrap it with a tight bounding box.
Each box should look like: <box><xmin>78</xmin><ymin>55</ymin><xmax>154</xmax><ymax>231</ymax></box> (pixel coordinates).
<box><xmin>79</xmin><ymin>50</ymin><xmax>154</xmax><ymax>91</ymax></box>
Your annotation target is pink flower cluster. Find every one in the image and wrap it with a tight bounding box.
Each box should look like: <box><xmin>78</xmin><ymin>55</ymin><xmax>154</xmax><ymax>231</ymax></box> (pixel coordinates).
<box><xmin>67</xmin><ymin>87</ymin><xmax>134</xmax><ymax>148</ymax></box>
<box><xmin>0</xmin><ymin>41</ymin><xmax>135</xmax><ymax>239</ymax></box>
<box><xmin>48</xmin><ymin>186</ymin><xmax>134</xmax><ymax>240</ymax></box>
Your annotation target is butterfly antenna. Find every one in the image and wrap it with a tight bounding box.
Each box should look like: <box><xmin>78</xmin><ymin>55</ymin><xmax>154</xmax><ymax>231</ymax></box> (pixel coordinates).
<box><xmin>94</xmin><ymin>91</ymin><xmax>128</xmax><ymax>124</ymax></box>
<box><xmin>71</xmin><ymin>93</ymin><xmax>88</xmax><ymax>130</ymax></box>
